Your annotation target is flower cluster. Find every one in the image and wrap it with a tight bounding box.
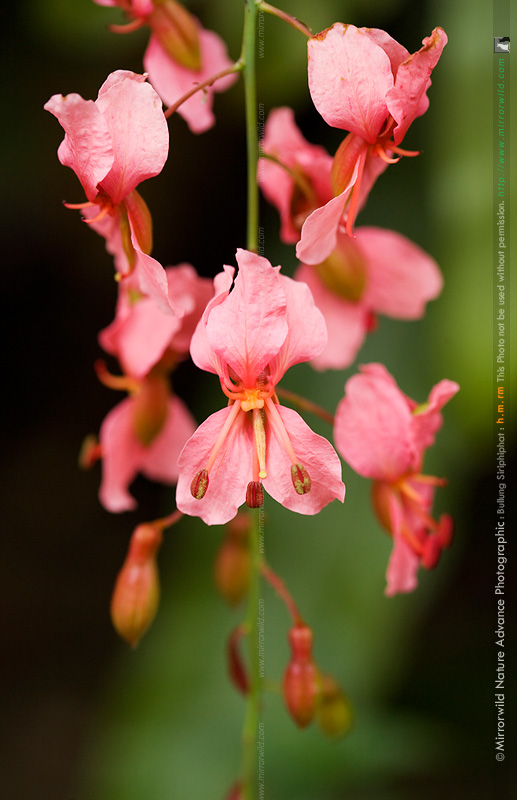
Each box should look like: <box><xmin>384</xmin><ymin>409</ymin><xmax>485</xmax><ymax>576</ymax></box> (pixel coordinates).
<box><xmin>46</xmin><ymin>4</ymin><xmax>458</xmax><ymax>793</ymax></box>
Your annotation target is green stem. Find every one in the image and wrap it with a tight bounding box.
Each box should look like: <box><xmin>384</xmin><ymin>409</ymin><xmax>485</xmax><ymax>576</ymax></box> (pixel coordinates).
<box><xmin>243</xmin><ymin>0</ymin><xmax>259</xmax><ymax>252</ymax></box>
<box><xmin>242</xmin><ymin>509</ymin><xmax>262</xmax><ymax>800</ymax></box>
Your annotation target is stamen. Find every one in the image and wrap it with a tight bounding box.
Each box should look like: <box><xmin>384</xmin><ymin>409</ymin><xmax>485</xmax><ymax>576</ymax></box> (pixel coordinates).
<box><xmin>253</xmin><ymin>408</ymin><xmax>267</xmax><ymax>479</ymax></box>
<box><xmin>264</xmin><ymin>398</ymin><xmax>298</xmax><ymax>465</ymax></box>
<box><xmin>94</xmin><ymin>360</ymin><xmax>139</xmax><ymax>392</ymax></box>
<box><xmin>63</xmin><ymin>201</ymin><xmax>96</xmax><ymax>210</ymax></box>
<box><xmin>83</xmin><ymin>203</ymin><xmax>112</xmax><ymax>225</ymax></box>
<box><xmin>374</xmin><ymin>144</ymin><xmax>401</xmax><ymax>165</ymax></box>
<box><xmin>108</xmin><ymin>19</ymin><xmax>146</xmax><ymax>35</ymax></box>
<box><xmin>191</xmin><ymin>469</ymin><xmax>209</xmax><ymax>499</ymax></box>
<box><xmin>205</xmin><ymin>400</ymin><xmax>242</xmax><ymax>473</ymax></box>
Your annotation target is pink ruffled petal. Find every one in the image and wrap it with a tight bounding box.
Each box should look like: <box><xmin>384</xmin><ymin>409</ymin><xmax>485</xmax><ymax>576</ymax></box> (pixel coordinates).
<box><xmin>387</xmin><ymin>28</ymin><xmax>448</xmax><ymax>145</ymax></box>
<box><xmin>268</xmin><ymin>274</ymin><xmax>327</xmax><ymax>381</ymax></box>
<box><xmin>95</xmin><ymin>71</ymin><xmax>169</xmax><ymax>204</ymax></box>
<box><xmin>334</xmin><ymin>366</ymin><xmax>416</xmax><ymax>481</ymax></box>
<box><xmin>99</xmin><ymin>397</ymin><xmax>143</xmax><ymax>512</ymax></box>
<box><xmin>264</xmin><ymin>405</ymin><xmax>345</xmax><ymax>514</ymax></box>
<box><xmin>140</xmin><ymin>395</ymin><xmax>197</xmax><ymax>483</ymax></box>
<box><xmin>205</xmin><ymin>250</ymin><xmax>288</xmax><ymax>386</ymax></box>
<box><xmin>144</xmin><ymin>27</ymin><xmax>237</xmax><ymax>134</ymax></box>
<box><xmin>308</xmin><ymin>24</ymin><xmax>393</xmax><ymax>141</ymax></box>
<box><xmin>294</xmin><ymin>264</ymin><xmax>367</xmax><ymax>370</ymax></box>
<box><xmin>362</xmin><ymin>28</ymin><xmax>410</xmax><ymax>75</ymax></box>
<box><xmin>44</xmin><ymin>93</ymin><xmax>114</xmax><ymax>202</ymax></box>
<box><xmin>176</xmin><ymin>407</ymin><xmax>253</xmax><ymax>525</ymax></box>
<box><xmin>358</xmin><ymin>227</ymin><xmax>443</xmax><ymax>318</ymax></box>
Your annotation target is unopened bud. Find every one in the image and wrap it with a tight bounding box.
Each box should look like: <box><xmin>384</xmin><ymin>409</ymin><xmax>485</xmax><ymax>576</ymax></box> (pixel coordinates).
<box><xmin>148</xmin><ymin>0</ymin><xmax>201</xmax><ymax>71</ymax></box>
<box><xmin>283</xmin><ymin>625</ymin><xmax>319</xmax><ymax>728</ymax></box>
<box><xmin>214</xmin><ymin>519</ymin><xmax>251</xmax><ymax>606</ymax></box>
<box><xmin>110</xmin><ymin>524</ymin><xmax>162</xmax><ymax>647</ymax></box>
<box><xmin>316</xmin><ymin>674</ymin><xmax>354</xmax><ymax>738</ymax></box>
<box><xmin>291</xmin><ymin>463</ymin><xmax>311</xmax><ymax>495</ymax></box>
<box><xmin>246</xmin><ymin>480</ymin><xmax>264</xmax><ymax>508</ymax></box>
<box><xmin>191</xmin><ymin>468</ymin><xmax>209</xmax><ymax>499</ymax></box>
<box><xmin>437</xmin><ymin>513</ymin><xmax>454</xmax><ymax>549</ymax></box>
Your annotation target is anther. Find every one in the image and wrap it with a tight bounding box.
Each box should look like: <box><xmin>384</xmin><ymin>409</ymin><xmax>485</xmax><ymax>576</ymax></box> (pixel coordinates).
<box><xmin>191</xmin><ymin>469</ymin><xmax>209</xmax><ymax>499</ymax></box>
<box><xmin>246</xmin><ymin>481</ymin><xmax>264</xmax><ymax>508</ymax></box>
<box><xmin>291</xmin><ymin>463</ymin><xmax>311</xmax><ymax>495</ymax></box>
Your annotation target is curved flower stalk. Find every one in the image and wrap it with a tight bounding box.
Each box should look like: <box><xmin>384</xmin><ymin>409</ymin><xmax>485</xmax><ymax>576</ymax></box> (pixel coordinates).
<box><xmin>334</xmin><ymin>364</ymin><xmax>459</xmax><ymax>596</ymax></box>
<box><xmin>176</xmin><ymin>249</ymin><xmax>345</xmax><ymax>525</ymax></box>
<box><xmin>297</xmin><ymin>24</ymin><xmax>447</xmax><ymax>263</ymax></box>
<box><xmin>93</xmin><ymin>0</ymin><xmax>238</xmax><ymax>133</ymax></box>
<box><xmin>45</xmin><ymin>70</ymin><xmax>174</xmax><ymax>313</ymax></box>
<box><xmin>296</xmin><ymin>227</ymin><xmax>443</xmax><ymax>370</ymax></box>
<box><xmin>93</xmin><ymin>264</ymin><xmax>212</xmax><ymax>511</ymax></box>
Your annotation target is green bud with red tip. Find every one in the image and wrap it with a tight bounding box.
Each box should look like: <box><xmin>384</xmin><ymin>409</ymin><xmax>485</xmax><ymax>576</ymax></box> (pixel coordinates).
<box><xmin>316</xmin><ymin>674</ymin><xmax>354</xmax><ymax>738</ymax></box>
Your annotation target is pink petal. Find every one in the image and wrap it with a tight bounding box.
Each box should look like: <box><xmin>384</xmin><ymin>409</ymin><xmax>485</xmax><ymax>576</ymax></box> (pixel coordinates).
<box><xmin>296</xmin><ymin>191</ymin><xmax>349</xmax><ymax>265</ymax></box>
<box><xmin>294</xmin><ymin>264</ymin><xmax>367</xmax><ymax>370</ymax></box>
<box><xmin>387</xmin><ymin>28</ymin><xmax>448</xmax><ymax>145</ymax></box>
<box><xmin>189</xmin><ymin>266</ymin><xmax>235</xmax><ymax>376</ymax></box>
<box><xmin>140</xmin><ymin>395</ymin><xmax>197</xmax><ymax>483</ymax></box>
<box><xmin>334</xmin><ymin>365</ymin><xmax>416</xmax><ymax>481</ymax></box>
<box><xmin>144</xmin><ymin>27</ymin><xmax>237</xmax><ymax>134</ymax></box>
<box><xmin>264</xmin><ymin>405</ymin><xmax>345</xmax><ymax>513</ymax></box>
<box><xmin>308</xmin><ymin>24</ymin><xmax>393</xmax><ymax>141</ymax></box>
<box><xmin>205</xmin><ymin>250</ymin><xmax>288</xmax><ymax>386</ymax></box>
<box><xmin>99</xmin><ymin>397</ymin><xmax>144</xmax><ymax>512</ymax></box>
<box><xmin>99</xmin><ymin>290</ymin><xmax>182</xmax><ymax>380</ymax></box>
<box><xmin>358</xmin><ymin>227</ymin><xmax>443</xmax><ymax>318</ymax></box>
<box><xmin>411</xmin><ymin>379</ymin><xmax>459</xmax><ymax>455</ymax></box>
<box><xmin>44</xmin><ymin>93</ymin><xmax>114</xmax><ymax>202</ymax></box>
<box><xmin>166</xmin><ymin>264</ymin><xmax>214</xmax><ymax>354</ymax></box>
<box><xmin>176</xmin><ymin>407</ymin><xmax>253</xmax><ymax>525</ymax></box>
<box><xmin>268</xmin><ymin>274</ymin><xmax>327</xmax><ymax>381</ymax></box>
<box><xmin>128</xmin><ymin>219</ymin><xmax>175</xmax><ymax>315</ymax></box>
<box><xmin>362</xmin><ymin>28</ymin><xmax>410</xmax><ymax>75</ymax></box>
<box><xmin>95</xmin><ymin>71</ymin><xmax>169</xmax><ymax>203</ymax></box>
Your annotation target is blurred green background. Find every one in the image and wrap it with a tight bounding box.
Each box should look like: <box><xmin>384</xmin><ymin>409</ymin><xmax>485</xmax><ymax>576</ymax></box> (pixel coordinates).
<box><xmin>1</xmin><ymin>0</ymin><xmax>515</xmax><ymax>798</ymax></box>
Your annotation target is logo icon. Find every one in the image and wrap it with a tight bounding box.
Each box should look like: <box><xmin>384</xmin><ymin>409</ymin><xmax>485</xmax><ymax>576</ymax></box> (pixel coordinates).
<box><xmin>494</xmin><ymin>37</ymin><xmax>510</xmax><ymax>54</ymax></box>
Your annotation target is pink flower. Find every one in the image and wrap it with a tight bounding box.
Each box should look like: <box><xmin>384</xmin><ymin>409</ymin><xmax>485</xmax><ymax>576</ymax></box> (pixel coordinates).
<box><xmin>334</xmin><ymin>364</ymin><xmax>459</xmax><ymax>596</ymax></box>
<box><xmin>94</xmin><ymin>264</ymin><xmax>212</xmax><ymax>512</ymax></box>
<box><xmin>93</xmin><ymin>1</ymin><xmax>237</xmax><ymax>133</ymax></box>
<box><xmin>297</xmin><ymin>24</ymin><xmax>447</xmax><ymax>262</ymax></box>
<box><xmin>100</xmin><ymin>263</ymin><xmax>213</xmax><ymax>379</ymax></box>
<box><xmin>45</xmin><ymin>70</ymin><xmax>173</xmax><ymax>312</ymax></box>
<box><xmin>176</xmin><ymin>249</ymin><xmax>345</xmax><ymax>525</ymax></box>
<box><xmin>99</xmin><ymin>392</ymin><xmax>196</xmax><ymax>512</ymax></box>
<box><xmin>258</xmin><ymin>107</ymin><xmax>333</xmax><ymax>244</ymax></box>
<box><xmin>296</xmin><ymin>227</ymin><xmax>443</xmax><ymax>370</ymax></box>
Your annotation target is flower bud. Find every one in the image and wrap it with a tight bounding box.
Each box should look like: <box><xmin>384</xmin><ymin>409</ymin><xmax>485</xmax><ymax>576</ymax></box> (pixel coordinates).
<box><xmin>110</xmin><ymin>524</ymin><xmax>162</xmax><ymax>647</ymax></box>
<box><xmin>78</xmin><ymin>434</ymin><xmax>101</xmax><ymax>469</ymax></box>
<box><xmin>246</xmin><ymin>480</ymin><xmax>264</xmax><ymax>508</ymax></box>
<box><xmin>214</xmin><ymin>517</ymin><xmax>251</xmax><ymax>606</ymax></box>
<box><xmin>316</xmin><ymin>674</ymin><xmax>354</xmax><ymax>738</ymax></box>
<box><xmin>148</xmin><ymin>0</ymin><xmax>201</xmax><ymax>71</ymax></box>
<box><xmin>291</xmin><ymin>463</ymin><xmax>311</xmax><ymax>495</ymax></box>
<box><xmin>283</xmin><ymin>625</ymin><xmax>319</xmax><ymax>728</ymax></box>
<box><xmin>191</xmin><ymin>468</ymin><xmax>209</xmax><ymax>499</ymax></box>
